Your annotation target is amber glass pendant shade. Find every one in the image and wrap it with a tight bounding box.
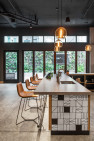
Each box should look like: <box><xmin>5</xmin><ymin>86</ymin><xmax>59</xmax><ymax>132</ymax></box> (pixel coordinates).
<box><xmin>85</xmin><ymin>45</ymin><xmax>92</xmax><ymax>51</ymax></box>
<box><xmin>55</xmin><ymin>27</ymin><xmax>67</xmax><ymax>39</ymax></box>
<box><xmin>54</xmin><ymin>46</ymin><xmax>60</xmax><ymax>52</ymax></box>
<box><xmin>55</xmin><ymin>39</ymin><xmax>63</xmax><ymax>48</ymax></box>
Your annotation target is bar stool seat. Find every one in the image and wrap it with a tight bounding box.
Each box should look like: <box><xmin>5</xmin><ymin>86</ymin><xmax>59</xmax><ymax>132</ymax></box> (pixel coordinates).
<box><xmin>30</xmin><ymin>76</ymin><xmax>40</xmax><ymax>85</ymax></box>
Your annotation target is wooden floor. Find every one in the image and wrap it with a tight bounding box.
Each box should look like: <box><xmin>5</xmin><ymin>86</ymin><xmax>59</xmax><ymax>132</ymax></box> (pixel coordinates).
<box><xmin>0</xmin><ymin>83</ymin><xmax>94</xmax><ymax>141</ymax></box>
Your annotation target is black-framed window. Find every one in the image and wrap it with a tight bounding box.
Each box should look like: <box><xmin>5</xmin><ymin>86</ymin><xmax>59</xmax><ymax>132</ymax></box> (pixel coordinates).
<box><xmin>4</xmin><ymin>51</ymin><xmax>19</xmax><ymax>83</ymax></box>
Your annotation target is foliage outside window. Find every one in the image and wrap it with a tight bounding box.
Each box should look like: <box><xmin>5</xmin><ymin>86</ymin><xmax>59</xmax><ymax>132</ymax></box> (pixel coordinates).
<box><xmin>35</xmin><ymin>51</ymin><xmax>43</xmax><ymax>78</ymax></box>
<box><xmin>24</xmin><ymin>51</ymin><xmax>33</xmax><ymax>81</ymax></box>
<box><xmin>56</xmin><ymin>51</ymin><xmax>65</xmax><ymax>72</ymax></box>
<box><xmin>33</xmin><ymin>36</ymin><xmax>43</xmax><ymax>42</ymax></box>
<box><xmin>45</xmin><ymin>51</ymin><xmax>54</xmax><ymax>74</ymax></box>
<box><xmin>22</xmin><ymin>36</ymin><xmax>32</xmax><ymax>43</ymax></box>
<box><xmin>77</xmin><ymin>51</ymin><xmax>86</xmax><ymax>73</ymax></box>
<box><xmin>4</xmin><ymin>36</ymin><xmax>19</xmax><ymax>43</ymax></box>
<box><xmin>5</xmin><ymin>52</ymin><xmax>17</xmax><ymax>79</ymax></box>
<box><xmin>67</xmin><ymin>51</ymin><xmax>75</xmax><ymax>73</ymax></box>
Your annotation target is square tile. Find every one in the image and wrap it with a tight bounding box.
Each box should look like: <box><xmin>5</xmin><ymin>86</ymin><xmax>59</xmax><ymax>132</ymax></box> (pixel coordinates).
<box><xmin>76</xmin><ymin>113</ymin><xmax>81</xmax><ymax>119</ymax></box>
<box><xmin>76</xmin><ymin>125</ymin><xmax>82</xmax><ymax>131</ymax></box>
<box><xmin>52</xmin><ymin>125</ymin><xmax>58</xmax><ymax>131</ymax></box>
<box><xmin>58</xmin><ymin>125</ymin><xmax>63</xmax><ymax>131</ymax></box>
<box><xmin>70</xmin><ymin>101</ymin><xmax>75</xmax><ymax>106</ymax></box>
<box><xmin>58</xmin><ymin>101</ymin><xmax>64</xmax><ymax>106</ymax></box>
<box><xmin>52</xmin><ymin>113</ymin><xmax>57</xmax><ymax>119</ymax></box>
<box><xmin>64</xmin><ymin>107</ymin><xmax>70</xmax><ymax>113</ymax></box>
<box><xmin>58</xmin><ymin>119</ymin><xmax>63</xmax><ymax>124</ymax></box>
<box><xmin>64</xmin><ymin>113</ymin><xmax>70</xmax><ymax>119</ymax></box>
<box><xmin>70</xmin><ymin>113</ymin><xmax>75</xmax><ymax>118</ymax></box>
<box><xmin>52</xmin><ymin>119</ymin><xmax>58</xmax><ymax>124</ymax></box>
<box><xmin>52</xmin><ymin>101</ymin><xmax>57</xmax><ymax>106</ymax></box>
<box><xmin>52</xmin><ymin>107</ymin><xmax>57</xmax><ymax>112</ymax></box>
<box><xmin>58</xmin><ymin>95</ymin><xmax>64</xmax><ymax>100</ymax></box>
<box><xmin>70</xmin><ymin>125</ymin><xmax>76</xmax><ymax>131</ymax></box>
<box><xmin>83</xmin><ymin>101</ymin><xmax>88</xmax><ymax>106</ymax></box>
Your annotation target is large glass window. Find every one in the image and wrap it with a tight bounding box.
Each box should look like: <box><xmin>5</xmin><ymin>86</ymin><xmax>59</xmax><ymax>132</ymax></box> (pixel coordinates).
<box><xmin>4</xmin><ymin>36</ymin><xmax>19</xmax><ymax>43</ymax></box>
<box><xmin>24</xmin><ymin>51</ymin><xmax>33</xmax><ymax>81</ymax></box>
<box><xmin>33</xmin><ymin>36</ymin><xmax>43</xmax><ymax>43</ymax></box>
<box><xmin>56</xmin><ymin>51</ymin><xmax>65</xmax><ymax>72</ymax></box>
<box><xmin>77</xmin><ymin>51</ymin><xmax>86</xmax><ymax>73</ymax></box>
<box><xmin>22</xmin><ymin>36</ymin><xmax>32</xmax><ymax>43</ymax></box>
<box><xmin>45</xmin><ymin>51</ymin><xmax>54</xmax><ymax>74</ymax></box>
<box><xmin>66</xmin><ymin>36</ymin><xmax>76</xmax><ymax>42</ymax></box>
<box><xmin>67</xmin><ymin>51</ymin><xmax>75</xmax><ymax>73</ymax></box>
<box><xmin>5</xmin><ymin>52</ymin><xmax>17</xmax><ymax>80</ymax></box>
<box><xmin>77</xmin><ymin>36</ymin><xmax>87</xmax><ymax>42</ymax></box>
<box><xmin>44</xmin><ymin>36</ymin><xmax>54</xmax><ymax>43</ymax></box>
<box><xmin>35</xmin><ymin>51</ymin><xmax>43</xmax><ymax>78</ymax></box>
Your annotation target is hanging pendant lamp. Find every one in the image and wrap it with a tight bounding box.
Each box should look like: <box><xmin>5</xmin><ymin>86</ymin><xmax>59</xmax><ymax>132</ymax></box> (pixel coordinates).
<box><xmin>55</xmin><ymin>0</ymin><xmax>67</xmax><ymax>39</ymax></box>
<box><xmin>54</xmin><ymin>46</ymin><xmax>60</xmax><ymax>52</ymax></box>
<box><xmin>55</xmin><ymin>39</ymin><xmax>63</xmax><ymax>48</ymax></box>
<box><xmin>85</xmin><ymin>44</ymin><xmax>92</xmax><ymax>51</ymax></box>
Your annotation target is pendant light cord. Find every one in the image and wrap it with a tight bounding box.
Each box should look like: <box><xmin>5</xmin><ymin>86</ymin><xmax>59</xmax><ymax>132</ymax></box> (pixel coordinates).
<box><xmin>61</xmin><ymin>0</ymin><xmax>62</xmax><ymax>26</ymax></box>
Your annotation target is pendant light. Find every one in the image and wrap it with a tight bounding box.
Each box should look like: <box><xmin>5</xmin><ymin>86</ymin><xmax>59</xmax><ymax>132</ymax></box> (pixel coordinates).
<box><xmin>54</xmin><ymin>46</ymin><xmax>60</xmax><ymax>52</ymax></box>
<box><xmin>55</xmin><ymin>0</ymin><xmax>67</xmax><ymax>39</ymax></box>
<box><xmin>85</xmin><ymin>44</ymin><xmax>92</xmax><ymax>51</ymax></box>
<box><xmin>55</xmin><ymin>39</ymin><xmax>63</xmax><ymax>48</ymax></box>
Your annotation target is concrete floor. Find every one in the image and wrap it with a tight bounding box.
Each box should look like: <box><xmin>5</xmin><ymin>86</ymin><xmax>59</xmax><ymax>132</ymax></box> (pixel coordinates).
<box><xmin>0</xmin><ymin>83</ymin><xmax>94</xmax><ymax>141</ymax></box>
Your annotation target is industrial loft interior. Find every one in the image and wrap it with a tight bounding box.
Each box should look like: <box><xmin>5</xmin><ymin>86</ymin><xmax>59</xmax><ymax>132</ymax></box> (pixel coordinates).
<box><xmin>0</xmin><ymin>0</ymin><xmax>94</xmax><ymax>141</ymax></box>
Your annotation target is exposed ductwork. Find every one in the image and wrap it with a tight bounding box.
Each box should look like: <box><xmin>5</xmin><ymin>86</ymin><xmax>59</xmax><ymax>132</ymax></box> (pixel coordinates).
<box><xmin>0</xmin><ymin>12</ymin><xmax>38</xmax><ymax>25</ymax></box>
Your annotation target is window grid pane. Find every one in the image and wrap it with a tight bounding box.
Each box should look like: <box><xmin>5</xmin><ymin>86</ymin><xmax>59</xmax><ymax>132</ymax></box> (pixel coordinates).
<box><xmin>67</xmin><ymin>51</ymin><xmax>75</xmax><ymax>73</ymax></box>
<box><xmin>5</xmin><ymin>52</ymin><xmax>17</xmax><ymax>80</ymax></box>
<box><xmin>35</xmin><ymin>51</ymin><xmax>43</xmax><ymax>78</ymax></box>
<box><xmin>33</xmin><ymin>36</ymin><xmax>43</xmax><ymax>43</ymax></box>
<box><xmin>44</xmin><ymin>36</ymin><xmax>54</xmax><ymax>43</ymax></box>
<box><xmin>4</xmin><ymin>36</ymin><xmax>19</xmax><ymax>43</ymax></box>
<box><xmin>56</xmin><ymin>51</ymin><xmax>65</xmax><ymax>72</ymax></box>
<box><xmin>45</xmin><ymin>51</ymin><xmax>54</xmax><ymax>74</ymax></box>
<box><xmin>24</xmin><ymin>51</ymin><xmax>33</xmax><ymax>81</ymax></box>
<box><xmin>77</xmin><ymin>51</ymin><xmax>86</xmax><ymax>73</ymax></box>
<box><xmin>22</xmin><ymin>36</ymin><xmax>32</xmax><ymax>43</ymax></box>
<box><xmin>66</xmin><ymin>36</ymin><xmax>76</xmax><ymax>42</ymax></box>
<box><xmin>77</xmin><ymin>36</ymin><xmax>87</xmax><ymax>42</ymax></box>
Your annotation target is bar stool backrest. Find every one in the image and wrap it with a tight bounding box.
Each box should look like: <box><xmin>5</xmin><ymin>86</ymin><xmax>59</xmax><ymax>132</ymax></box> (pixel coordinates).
<box><xmin>25</xmin><ymin>79</ymin><xmax>30</xmax><ymax>88</ymax></box>
<box><xmin>36</xmin><ymin>74</ymin><xmax>38</xmax><ymax>80</ymax></box>
<box><xmin>30</xmin><ymin>77</ymin><xmax>33</xmax><ymax>82</ymax></box>
<box><xmin>17</xmin><ymin>82</ymin><xmax>24</xmax><ymax>97</ymax></box>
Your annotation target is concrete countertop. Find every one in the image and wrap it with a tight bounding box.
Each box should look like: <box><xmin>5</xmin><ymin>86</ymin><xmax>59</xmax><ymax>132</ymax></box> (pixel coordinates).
<box><xmin>34</xmin><ymin>73</ymin><xmax>92</xmax><ymax>95</ymax></box>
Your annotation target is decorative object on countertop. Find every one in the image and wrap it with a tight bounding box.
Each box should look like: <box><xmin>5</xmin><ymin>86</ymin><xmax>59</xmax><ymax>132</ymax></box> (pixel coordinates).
<box><xmin>66</xmin><ymin>70</ymin><xmax>69</xmax><ymax>75</ymax></box>
<box><xmin>46</xmin><ymin>73</ymin><xmax>53</xmax><ymax>79</ymax></box>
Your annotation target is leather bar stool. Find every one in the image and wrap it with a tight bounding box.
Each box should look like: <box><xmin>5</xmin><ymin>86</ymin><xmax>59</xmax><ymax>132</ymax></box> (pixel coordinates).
<box><xmin>36</xmin><ymin>73</ymin><xmax>42</xmax><ymax>81</ymax></box>
<box><xmin>16</xmin><ymin>82</ymin><xmax>39</xmax><ymax>126</ymax></box>
<box><xmin>25</xmin><ymin>79</ymin><xmax>37</xmax><ymax>90</ymax></box>
<box><xmin>30</xmin><ymin>76</ymin><xmax>40</xmax><ymax>85</ymax></box>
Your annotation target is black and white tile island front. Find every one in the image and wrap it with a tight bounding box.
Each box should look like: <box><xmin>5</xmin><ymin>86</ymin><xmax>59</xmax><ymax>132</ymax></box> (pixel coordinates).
<box><xmin>51</xmin><ymin>95</ymin><xmax>89</xmax><ymax>135</ymax></box>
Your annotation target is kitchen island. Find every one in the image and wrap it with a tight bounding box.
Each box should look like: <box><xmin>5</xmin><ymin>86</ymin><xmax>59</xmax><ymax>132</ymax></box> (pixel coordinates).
<box><xmin>34</xmin><ymin>73</ymin><xmax>92</xmax><ymax>135</ymax></box>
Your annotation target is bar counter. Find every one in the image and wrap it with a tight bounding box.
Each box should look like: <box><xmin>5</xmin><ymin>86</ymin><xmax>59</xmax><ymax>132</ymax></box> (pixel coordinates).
<box><xmin>34</xmin><ymin>73</ymin><xmax>92</xmax><ymax>135</ymax></box>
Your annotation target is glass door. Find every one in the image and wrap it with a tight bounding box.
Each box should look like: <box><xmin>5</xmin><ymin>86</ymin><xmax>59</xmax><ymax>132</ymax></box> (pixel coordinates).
<box><xmin>4</xmin><ymin>51</ymin><xmax>18</xmax><ymax>83</ymax></box>
<box><xmin>24</xmin><ymin>51</ymin><xmax>33</xmax><ymax>82</ymax></box>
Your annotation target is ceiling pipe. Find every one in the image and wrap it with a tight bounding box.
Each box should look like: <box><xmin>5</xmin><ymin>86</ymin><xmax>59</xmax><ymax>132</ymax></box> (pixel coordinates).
<box><xmin>82</xmin><ymin>0</ymin><xmax>94</xmax><ymax>17</ymax></box>
<box><xmin>0</xmin><ymin>2</ymin><xmax>16</xmax><ymax>28</ymax></box>
<box><xmin>0</xmin><ymin>12</ymin><xmax>38</xmax><ymax>25</ymax></box>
